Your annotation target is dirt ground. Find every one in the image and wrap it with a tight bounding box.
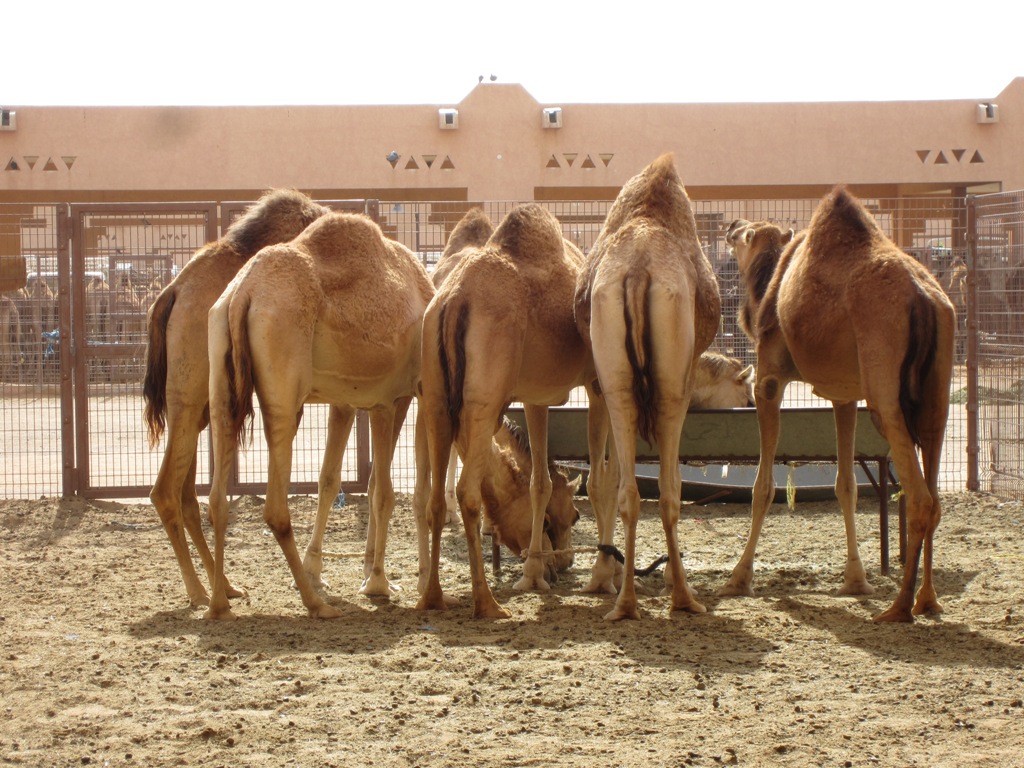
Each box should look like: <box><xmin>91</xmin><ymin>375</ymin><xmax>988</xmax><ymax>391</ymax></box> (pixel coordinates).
<box><xmin>1</xmin><ymin>488</ymin><xmax>1022</xmax><ymax>767</ymax></box>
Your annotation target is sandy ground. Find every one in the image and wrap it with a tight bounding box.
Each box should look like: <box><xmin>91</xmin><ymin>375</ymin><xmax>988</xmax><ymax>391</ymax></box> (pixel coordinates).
<box><xmin>1</xmin><ymin>489</ymin><xmax>1023</xmax><ymax>767</ymax></box>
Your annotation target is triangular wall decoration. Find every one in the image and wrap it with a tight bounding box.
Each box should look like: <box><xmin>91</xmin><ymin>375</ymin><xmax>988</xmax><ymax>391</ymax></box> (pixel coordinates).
<box><xmin>581</xmin><ymin>155</ymin><xmax>596</xmax><ymax>169</ymax></box>
<box><xmin>423</xmin><ymin>154</ymin><xmax>436</xmax><ymax>168</ymax></box>
<box><xmin>916</xmin><ymin>150</ymin><xmax>930</xmax><ymax>163</ymax></box>
<box><xmin>63</xmin><ymin>156</ymin><xmax>77</xmax><ymax>169</ymax></box>
<box><xmin>952</xmin><ymin>149</ymin><xmax>966</xmax><ymax>162</ymax></box>
<box><xmin>5</xmin><ymin>158</ymin><xmax>19</xmax><ymax>171</ymax></box>
<box><xmin>934</xmin><ymin>151</ymin><xmax>948</xmax><ymax>165</ymax></box>
<box><xmin>43</xmin><ymin>158</ymin><xmax>59</xmax><ymax>171</ymax></box>
<box><xmin>405</xmin><ymin>157</ymin><xmax>420</xmax><ymax>170</ymax></box>
<box><xmin>971</xmin><ymin>150</ymin><xmax>985</xmax><ymax>164</ymax></box>
<box><xmin>563</xmin><ymin>153</ymin><xmax>577</xmax><ymax>167</ymax></box>
<box><xmin>24</xmin><ymin>155</ymin><xmax>38</xmax><ymax>169</ymax></box>
<box><xmin>600</xmin><ymin>153</ymin><xmax>613</xmax><ymax>167</ymax></box>
<box><xmin>546</xmin><ymin>155</ymin><xmax>560</xmax><ymax>168</ymax></box>
<box><xmin>440</xmin><ymin>156</ymin><xmax>455</xmax><ymax>170</ymax></box>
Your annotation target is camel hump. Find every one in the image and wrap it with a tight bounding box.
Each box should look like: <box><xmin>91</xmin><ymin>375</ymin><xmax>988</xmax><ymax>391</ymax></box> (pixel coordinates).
<box><xmin>444</xmin><ymin>207</ymin><xmax>494</xmax><ymax>258</ymax></box>
<box><xmin>602</xmin><ymin>153</ymin><xmax>693</xmax><ymax>236</ymax></box>
<box><xmin>226</xmin><ymin>188</ymin><xmax>331</xmax><ymax>258</ymax></box>
<box><xmin>487</xmin><ymin>204</ymin><xmax>563</xmax><ymax>261</ymax></box>
<box><xmin>810</xmin><ymin>186</ymin><xmax>878</xmax><ymax>249</ymax></box>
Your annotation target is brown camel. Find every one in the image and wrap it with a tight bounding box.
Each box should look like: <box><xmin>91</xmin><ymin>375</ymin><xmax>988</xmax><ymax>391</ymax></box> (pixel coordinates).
<box><xmin>691</xmin><ymin>352</ymin><xmax>754</xmax><ymax>409</ymax></box>
<box><xmin>143</xmin><ymin>189</ymin><xmax>331</xmax><ymax>608</ymax></box>
<box><xmin>575</xmin><ymin>153</ymin><xmax>722</xmax><ymax>620</ymax></box>
<box><xmin>723</xmin><ymin>186</ymin><xmax>955</xmax><ymax>623</ymax></box>
<box><xmin>417</xmin><ymin>203</ymin><xmax>605</xmax><ymax>618</ymax></box>
<box><xmin>205</xmin><ymin>211</ymin><xmax>434</xmax><ymax>620</ymax></box>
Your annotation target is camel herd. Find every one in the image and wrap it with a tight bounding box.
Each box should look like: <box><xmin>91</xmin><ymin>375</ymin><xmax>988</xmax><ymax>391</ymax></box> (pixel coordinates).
<box><xmin>142</xmin><ymin>154</ymin><xmax>955</xmax><ymax>624</ymax></box>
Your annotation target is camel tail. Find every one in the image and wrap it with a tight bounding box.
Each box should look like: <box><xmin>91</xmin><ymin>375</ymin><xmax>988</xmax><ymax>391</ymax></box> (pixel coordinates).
<box><xmin>898</xmin><ymin>291</ymin><xmax>939</xmax><ymax>448</ymax></box>
<box><xmin>438</xmin><ymin>301</ymin><xmax>469</xmax><ymax>437</ymax></box>
<box><xmin>226</xmin><ymin>294</ymin><xmax>256</xmax><ymax>449</ymax></box>
<box><xmin>142</xmin><ymin>287</ymin><xmax>176</xmax><ymax>447</ymax></box>
<box><xmin>623</xmin><ymin>269</ymin><xmax>657</xmax><ymax>444</ymax></box>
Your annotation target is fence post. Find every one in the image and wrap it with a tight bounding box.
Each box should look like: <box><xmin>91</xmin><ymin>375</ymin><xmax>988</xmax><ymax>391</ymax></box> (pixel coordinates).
<box><xmin>965</xmin><ymin>195</ymin><xmax>980</xmax><ymax>492</ymax></box>
<box><xmin>56</xmin><ymin>205</ymin><xmax>78</xmax><ymax>497</ymax></box>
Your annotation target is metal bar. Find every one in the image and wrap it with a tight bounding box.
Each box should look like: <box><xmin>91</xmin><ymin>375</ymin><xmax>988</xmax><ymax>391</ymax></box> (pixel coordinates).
<box><xmin>965</xmin><ymin>195</ymin><xmax>980</xmax><ymax>491</ymax></box>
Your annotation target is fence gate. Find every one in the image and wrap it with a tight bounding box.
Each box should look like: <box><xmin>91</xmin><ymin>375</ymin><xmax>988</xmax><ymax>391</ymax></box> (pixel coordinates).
<box><xmin>63</xmin><ymin>200</ymin><xmax>373</xmax><ymax>499</ymax></box>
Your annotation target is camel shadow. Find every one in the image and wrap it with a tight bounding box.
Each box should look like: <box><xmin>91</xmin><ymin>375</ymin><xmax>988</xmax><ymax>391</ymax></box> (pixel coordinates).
<box><xmin>772</xmin><ymin>593</ymin><xmax>1024</xmax><ymax>668</ymax></box>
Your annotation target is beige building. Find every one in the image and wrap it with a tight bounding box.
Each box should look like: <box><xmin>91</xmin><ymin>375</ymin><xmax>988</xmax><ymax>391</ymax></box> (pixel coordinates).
<box><xmin>1</xmin><ymin>78</ymin><xmax>1019</xmax><ymax>208</ymax></box>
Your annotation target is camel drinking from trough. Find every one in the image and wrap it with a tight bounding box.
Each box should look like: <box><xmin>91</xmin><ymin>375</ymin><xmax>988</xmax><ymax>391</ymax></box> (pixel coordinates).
<box><xmin>143</xmin><ymin>189</ymin><xmax>331</xmax><ymax>607</ymax></box>
<box><xmin>575</xmin><ymin>153</ymin><xmax>722</xmax><ymax>621</ymax></box>
<box><xmin>416</xmin><ymin>204</ymin><xmax>608</xmax><ymax>618</ymax></box>
<box><xmin>205</xmin><ymin>211</ymin><xmax>435</xmax><ymax>620</ymax></box>
<box><xmin>723</xmin><ymin>186</ymin><xmax>955</xmax><ymax>623</ymax></box>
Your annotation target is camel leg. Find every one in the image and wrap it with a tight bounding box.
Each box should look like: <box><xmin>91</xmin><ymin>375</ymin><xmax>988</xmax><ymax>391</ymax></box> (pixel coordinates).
<box><xmin>444</xmin><ymin>447</ymin><xmax>459</xmax><ymax>525</ymax></box>
<box><xmin>583</xmin><ymin>390</ymin><xmax>622</xmax><ymax>595</ymax></box>
<box><xmin>456</xmin><ymin>462</ymin><xmax>512</xmax><ymax>618</ymax></box>
<box><xmin>514</xmin><ymin>404</ymin><xmax>553</xmax><ymax>593</ymax></box>
<box><xmin>360</xmin><ymin>403</ymin><xmax>403</xmax><ymax>596</ymax></box>
<box><xmin>261</xmin><ymin>404</ymin><xmax>341</xmax><ymax>619</ymax></box>
<box><xmin>150</xmin><ymin>409</ymin><xmax>212</xmax><ymax>607</ymax></box>
<box><xmin>833</xmin><ymin>401</ymin><xmax>873</xmax><ymax>595</ymax></box>
<box><xmin>205</xmin><ymin>327</ymin><xmax>241</xmax><ymax>621</ymax></box>
<box><xmin>362</xmin><ymin>397</ymin><xmax>410</xmax><ymax>588</ymax></box>
<box><xmin>416</xmin><ymin>395</ymin><xmax>458</xmax><ymax>612</ymax></box>
<box><xmin>911</xmin><ymin>425</ymin><xmax>945</xmax><ymax>616</ymax></box>
<box><xmin>411</xmin><ymin>407</ymin><xmax>434</xmax><ymax>597</ymax></box>
<box><xmin>720</xmin><ymin>377</ymin><xmax>785</xmax><ymax>597</ymax></box>
<box><xmin>873</xmin><ymin>423</ymin><xmax>933</xmax><ymax>623</ymax></box>
<box><xmin>458</xmin><ymin>411</ymin><xmax>509</xmax><ymax>622</ymax></box>
<box><xmin>655</xmin><ymin>412</ymin><xmax>706</xmax><ymax>616</ymax></box>
<box><xmin>302</xmin><ymin>404</ymin><xmax>356</xmax><ymax>590</ymax></box>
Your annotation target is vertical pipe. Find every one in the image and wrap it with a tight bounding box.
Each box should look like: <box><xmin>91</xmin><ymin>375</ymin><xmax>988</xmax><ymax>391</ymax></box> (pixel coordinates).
<box><xmin>965</xmin><ymin>196</ymin><xmax>980</xmax><ymax>491</ymax></box>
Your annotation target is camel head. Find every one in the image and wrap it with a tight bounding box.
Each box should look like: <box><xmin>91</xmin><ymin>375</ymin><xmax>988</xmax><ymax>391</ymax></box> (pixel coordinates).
<box><xmin>691</xmin><ymin>351</ymin><xmax>755</xmax><ymax>409</ymax></box>
<box><xmin>725</xmin><ymin>219</ymin><xmax>795</xmax><ymax>275</ymax></box>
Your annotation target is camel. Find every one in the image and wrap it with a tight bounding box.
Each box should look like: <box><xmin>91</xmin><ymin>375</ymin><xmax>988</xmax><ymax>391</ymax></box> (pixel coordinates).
<box><xmin>478</xmin><ymin>417</ymin><xmax>582</xmax><ymax>574</ymax></box>
<box><xmin>722</xmin><ymin>186</ymin><xmax>955</xmax><ymax>623</ymax></box>
<box><xmin>0</xmin><ymin>293</ymin><xmax>21</xmax><ymax>380</ymax></box>
<box><xmin>575</xmin><ymin>153</ymin><xmax>722</xmax><ymax>620</ymax></box>
<box><xmin>691</xmin><ymin>351</ymin><xmax>754</xmax><ymax>409</ymax></box>
<box><xmin>417</xmin><ymin>203</ymin><xmax>608</xmax><ymax>618</ymax></box>
<box><xmin>143</xmin><ymin>189</ymin><xmax>332</xmax><ymax>608</ymax></box>
<box><xmin>205</xmin><ymin>211</ymin><xmax>435</xmax><ymax>620</ymax></box>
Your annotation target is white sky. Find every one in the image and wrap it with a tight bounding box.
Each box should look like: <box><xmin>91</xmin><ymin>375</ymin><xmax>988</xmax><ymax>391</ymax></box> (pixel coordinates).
<box><xmin>4</xmin><ymin>0</ymin><xmax>1021</xmax><ymax>107</ymax></box>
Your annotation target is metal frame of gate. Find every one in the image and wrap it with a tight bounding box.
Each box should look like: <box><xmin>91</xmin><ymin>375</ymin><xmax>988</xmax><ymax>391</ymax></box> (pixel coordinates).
<box><xmin>59</xmin><ymin>199</ymin><xmax>375</xmax><ymax>499</ymax></box>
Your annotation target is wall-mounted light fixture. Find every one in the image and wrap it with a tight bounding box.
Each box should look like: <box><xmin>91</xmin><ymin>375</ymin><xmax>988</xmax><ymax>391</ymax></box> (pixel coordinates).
<box><xmin>542</xmin><ymin>107</ymin><xmax>562</xmax><ymax>129</ymax></box>
<box><xmin>976</xmin><ymin>103</ymin><xmax>999</xmax><ymax>124</ymax></box>
<box><xmin>0</xmin><ymin>108</ymin><xmax>16</xmax><ymax>131</ymax></box>
<box><xmin>439</xmin><ymin>108</ymin><xmax>459</xmax><ymax>129</ymax></box>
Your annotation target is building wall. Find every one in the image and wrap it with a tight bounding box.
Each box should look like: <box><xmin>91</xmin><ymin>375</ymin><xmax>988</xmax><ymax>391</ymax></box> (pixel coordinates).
<box><xmin>1</xmin><ymin>78</ymin><xmax>1020</xmax><ymax>203</ymax></box>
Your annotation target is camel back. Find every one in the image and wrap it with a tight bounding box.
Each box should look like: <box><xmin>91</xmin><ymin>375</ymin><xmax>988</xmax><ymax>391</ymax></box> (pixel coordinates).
<box><xmin>225</xmin><ymin>189</ymin><xmax>331</xmax><ymax>258</ymax></box>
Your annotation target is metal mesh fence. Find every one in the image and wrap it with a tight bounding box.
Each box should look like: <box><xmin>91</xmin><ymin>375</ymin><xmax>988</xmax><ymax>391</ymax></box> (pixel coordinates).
<box><xmin>0</xmin><ymin>191</ymin><xmax>1009</xmax><ymax>500</ymax></box>
<box><xmin>973</xmin><ymin>191</ymin><xmax>1024</xmax><ymax>497</ymax></box>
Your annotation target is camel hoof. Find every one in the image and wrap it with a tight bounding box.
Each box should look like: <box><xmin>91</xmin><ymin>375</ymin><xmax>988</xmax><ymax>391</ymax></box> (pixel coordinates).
<box><xmin>672</xmin><ymin>598</ymin><xmax>708</xmax><ymax>615</ymax></box>
<box><xmin>474</xmin><ymin>602</ymin><xmax>513</xmax><ymax>620</ymax></box>
<box><xmin>872</xmin><ymin>605</ymin><xmax>915</xmax><ymax>623</ymax></box>
<box><xmin>718</xmin><ymin>581</ymin><xmax>754</xmax><ymax>598</ymax></box>
<box><xmin>225</xmin><ymin>584</ymin><xmax>247</xmax><ymax>600</ymax></box>
<box><xmin>359</xmin><ymin>575</ymin><xmax>398</xmax><ymax>596</ymax></box>
<box><xmin>204</xmin><ymin>606</ymin><xmax>238</xmax><ymax>621</ymax></box>
<box><xmin>912</xmin><ymin>597</ymin><xmax>943</xmax><ymax>616</ymax></box>
<box><xmin>582</xmin><ymin>576</ymin><xmax>617</xmax><ymax>595</ymax></box>
<box><xmin>604</xmin><ymin>604</ymin><xmax>640</xmax><ymax>621</ymax></box>
<box><xmin>188</xmin><ymin>593</ymin><xmax>211</xmax><ymax>609</ymax></box>
<box><xmin>309</xmin><ymin>603</ymin><xmax>343</xmax><ymax>619</ymax></box>
<box><xmin>513</xmin><ymin>574</ymin><xmax>550</xmax><ymax>592</ymax></box>
<box><xmin>416</xmin><ymin>587</ymin><xmax>451</xmax><ymax>612</ymax></box>
<box><xmin>837</xmin><ymin>580</ymin><xmax>874</xmax><ymax>596</ymax></box>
